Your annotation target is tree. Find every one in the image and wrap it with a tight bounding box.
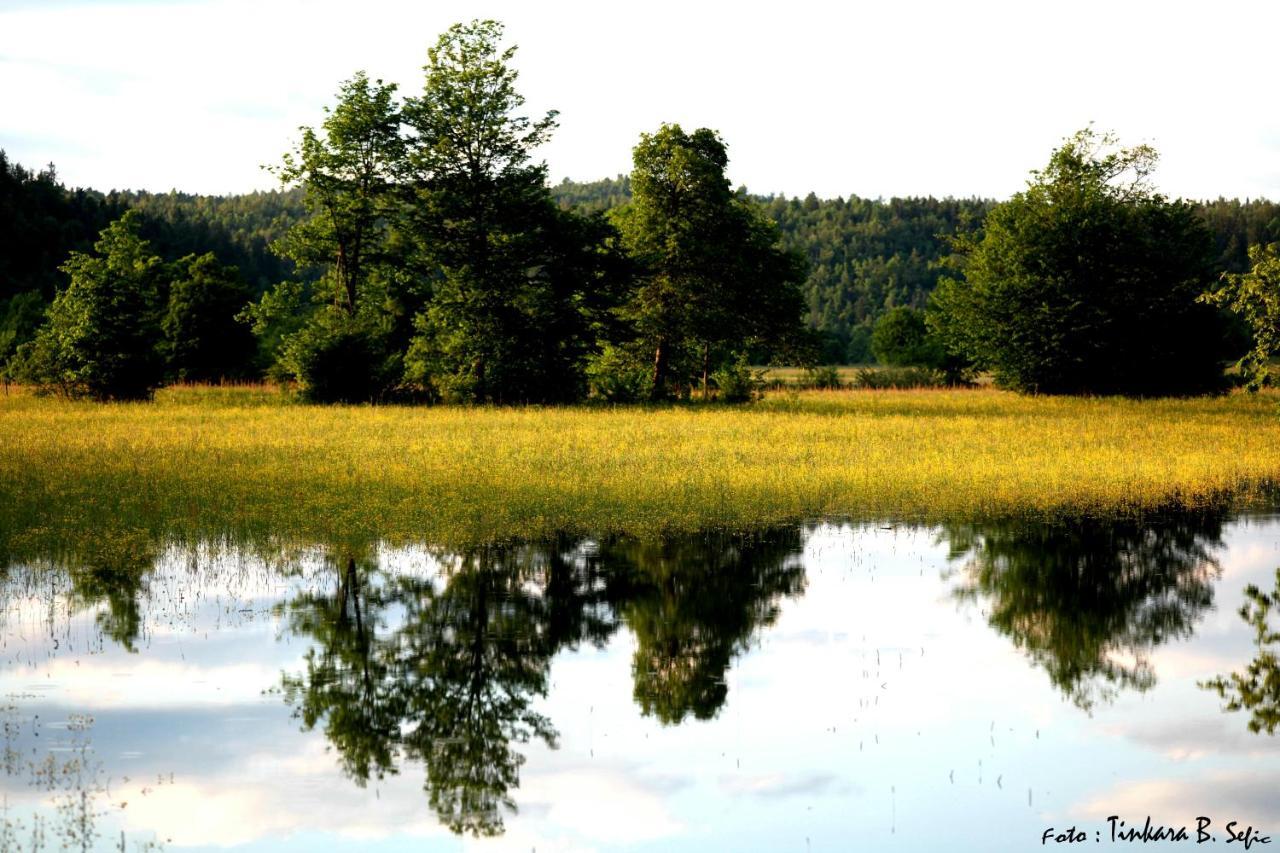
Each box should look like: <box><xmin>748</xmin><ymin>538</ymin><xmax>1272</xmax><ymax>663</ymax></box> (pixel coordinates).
<box><xmin>401</xmin><ymin>20</ymin><xmax>622</xmax><ymax>403</ymax></box>
<box><xmin>259</xmin><ymin>72</ymin><xmax>408</xmax><ymax>402</ymax></box>
<box><xmin>12</xmin><ymin>211</ymin><xmax>165</xmax><ymax>400</ymax></box>
<box><xmin>162</xmin><ymin>253</ymin><xmax>257</xmax><ymax>382</ymax></box>
<box><xmin>928</xmin><ymin>128</ymin><xmax>1227</xmax><ymax>396</ymax></box>
<box><xmin>870</xmin><ymin>306</ymin><xmax>942</xmax><ymax>366</ymax></box>
<box><xmin>614</xmin><ymin>124</ymin><xmax>806</xmax><ymax>400</ymax></box>
<box><xmin>271</xmin><ymin>71</ymin><xmax>404</xmax><ymax>316</ymax></box>
<box><xmin>1200</xmin><ymin>242</ymin><xmax>1280</xmax><ymax>390</ymax></box>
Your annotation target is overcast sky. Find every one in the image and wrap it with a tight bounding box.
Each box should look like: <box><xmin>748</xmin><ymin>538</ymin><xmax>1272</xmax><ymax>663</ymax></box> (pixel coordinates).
<box><xmin>2</xmin><ymin>0</ymin><xmax>1277</xmax><ymax>200</ymax></box>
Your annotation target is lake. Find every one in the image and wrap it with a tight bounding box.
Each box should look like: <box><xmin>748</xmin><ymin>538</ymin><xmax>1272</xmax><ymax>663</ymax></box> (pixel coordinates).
<box><xmin>0</xmin><ymin>509</ymin><xmax>1276</xmax><ymax>851</ymax></box>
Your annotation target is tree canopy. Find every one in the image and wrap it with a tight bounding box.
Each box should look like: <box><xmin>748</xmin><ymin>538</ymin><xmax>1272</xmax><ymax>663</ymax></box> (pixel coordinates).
<box><xmin>928</xmin><ymin>128</ymin><xmax>1229</xmax><ymax>395</ymax></box>
<box><xmin>12</xmin><ymin>211</ymin><xmax>166</xmax><ymax>400</ymax></box>
<box><xmin>613</xmin><ymin>124</ymin><xmax>807</xmax><ymax>399</ymax></box>
<box><xmin>1201</xmin><ymin>242</ymin><xmax>1280</xmax><ymax>390</ymax></box>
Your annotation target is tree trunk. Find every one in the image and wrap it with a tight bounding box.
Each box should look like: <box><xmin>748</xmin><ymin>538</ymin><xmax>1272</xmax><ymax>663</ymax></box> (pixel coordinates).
<box><xmin>701</xmin><ymin>342</ymin><xmax>711</xmax><ymax>400</ymax></box>
<box><xmin>650</xmin><ymin>339</ymin><xmax>668</xmax><ymax>402</ymax></box>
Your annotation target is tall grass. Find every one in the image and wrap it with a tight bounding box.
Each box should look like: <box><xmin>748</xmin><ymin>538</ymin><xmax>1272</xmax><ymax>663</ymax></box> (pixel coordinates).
<box><xmin>2</xmin><ymin>385</ymin><xmax>1279</xmax><ymax>550</ymax></box>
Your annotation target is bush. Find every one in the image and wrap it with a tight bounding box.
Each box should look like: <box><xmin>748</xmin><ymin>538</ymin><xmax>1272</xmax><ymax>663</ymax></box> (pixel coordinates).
<box><xmin>280</xmin><ymin>311</ymin><xmax>398</xmax><ymax>403</ymax></box>
<box><xmin>804</xmin><ymin>365</ymin><xmax>843</xmax><ymax>389</ymax></box>
<box><xmin>853</xmin><ymin>366</ymin><xmax>946</xmax><ymax>389</ymax></box>
<box><xmin>585</xmin><ymin>344</ymin><xmax>652</xmax><ymax>402</ymax></box>
<box><xmin>712</xmin><ymin>355</ymin><xmax>765</xmax><ymax>402</ymax></box>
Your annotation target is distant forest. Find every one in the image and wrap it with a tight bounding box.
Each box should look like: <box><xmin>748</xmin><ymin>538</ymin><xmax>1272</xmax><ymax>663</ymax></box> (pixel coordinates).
<box><xmin>4</xmin><ymin>151</ymin><xmax>1279</xmax><ymax>365</ymax></box>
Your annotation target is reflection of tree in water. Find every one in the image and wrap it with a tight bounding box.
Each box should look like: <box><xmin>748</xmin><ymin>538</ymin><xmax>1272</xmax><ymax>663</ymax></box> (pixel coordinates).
<box><xmin>1202</xmin><ymin>567</ymin><xmax>1280</xmax><ymax>735</ymax></box>
<box><xmin>0</xmin><ymin>529</ymin><xmax>156</xmax><ymax>653</ymax></box>
<box><xmin>279</xmin><ymin>529</ymin><xmax>805</xmax><ymax>835</ymax></box>
<box><xmin>944</xmin><ymin>510</ymin><xmax>1224</xmax><ymax>709</ymax></box>
<box><xmin>280</xmin><ymin>537</ymin><xmax>620</xmax><ymax>836</ymax></box>
<box><xmin>598</xmin><ymin>529</ymin><xmax>806</xmax><ymax>724</ymax></box>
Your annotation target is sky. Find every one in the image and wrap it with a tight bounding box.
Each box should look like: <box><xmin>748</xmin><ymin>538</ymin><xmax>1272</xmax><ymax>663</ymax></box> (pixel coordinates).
<box><xmin>1</xmin><ymin>0</ymin><xmax>1278</xmax><ymax>200</ymax></box>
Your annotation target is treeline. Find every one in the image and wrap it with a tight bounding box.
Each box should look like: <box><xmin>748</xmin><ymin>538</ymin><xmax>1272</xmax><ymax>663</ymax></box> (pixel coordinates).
<box><xmin>6</xmin><ymin>151</ymin><xmax>1278</xmax><ymax>379</ymax></box>
<box><xmin>6</xmin><ymin>20</ymin><xmax>808</xmax><ymax>403</ymax></box>
<box><xmin>0</xmin><ymin>154</ymin><xmax>308</xmax><ymax>368</ymax></box>
<box><xmin>553</xmin><ymin>177</ymin><xmax>1280</xmax><ymax>364</ymax></box>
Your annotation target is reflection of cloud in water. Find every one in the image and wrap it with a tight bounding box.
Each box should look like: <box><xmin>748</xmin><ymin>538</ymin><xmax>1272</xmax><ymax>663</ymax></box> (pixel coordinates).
<box><xmin>516</xmin><ymin>763</ymin><xmax>687</xmax><ymax>844</ymax></box>
<box><xmin>1102</xmin><ymin>714</ymin><xmax>1280</xmax><ymax>760</ymax></box>
<box><xmin>1073</xmin><ymin>771</ymin><xmax>1280</xmax><ymax>830</ymax></box>
<box><xmin>718</xmin><ymin>771</ymin><xmax>859</xmax><ymax>799</ymax></box>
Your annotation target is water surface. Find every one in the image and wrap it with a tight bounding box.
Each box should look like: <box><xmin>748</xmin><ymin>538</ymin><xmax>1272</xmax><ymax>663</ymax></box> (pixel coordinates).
<box><xmin>0</xmin><ymin>512</ymin><xmax>1277</xmax><ymax>851</ymax></box>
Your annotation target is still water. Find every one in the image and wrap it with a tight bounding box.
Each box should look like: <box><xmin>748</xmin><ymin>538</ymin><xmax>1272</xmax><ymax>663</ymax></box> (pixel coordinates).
<box><xmin>0</xmin><ymin>512</ymin><xmax>1277</xmax><ymax>851</ymax></box>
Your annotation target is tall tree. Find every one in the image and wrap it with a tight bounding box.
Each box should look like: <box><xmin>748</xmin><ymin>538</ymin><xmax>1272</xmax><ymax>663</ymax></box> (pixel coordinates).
<box><xmin>271</xmin><ymin>71</ymin><xmax>404</xmax><ymax>315</ymax></box>
<box><xmin>260</xmin><ymin>72</ymin><xmax>408</xmax><ymax>402</ymax></box>
<box><xmin>615</xmin><ymin>124</ymin><xmax>806</xmax><ymax>400</ymax></box>
<box><xmin>928</xmin><ymin>128</ymin><xmax>1227</xmax><ymax>395</ymax></box>
<box><xmin>402</xmin><ymin>20</ymin><xmax>621</xmax><ymax>403</ymax></box>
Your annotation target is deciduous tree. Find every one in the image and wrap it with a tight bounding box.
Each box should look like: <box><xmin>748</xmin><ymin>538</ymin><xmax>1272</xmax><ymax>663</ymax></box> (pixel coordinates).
<box><xmin>1200</xmin><ymin>242</ymin><xmax>1280</xmax><ymax>390</ymax></box>
<box><xmin>929</xmin><ymin>128</ymin><xmax>1227</xmax><ymax>396</ymax></box>
<box><xmin>13</xmin><ymin>211</ymin><xmax>165</xmax><ymax>400</ymax></box>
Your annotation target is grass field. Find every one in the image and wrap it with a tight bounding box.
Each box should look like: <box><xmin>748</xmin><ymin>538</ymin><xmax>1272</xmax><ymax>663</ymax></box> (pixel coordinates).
<box><xmin>2</xmin><ymin>384</ymin><xmax>1279</xmax><ymax>551</ymax></box>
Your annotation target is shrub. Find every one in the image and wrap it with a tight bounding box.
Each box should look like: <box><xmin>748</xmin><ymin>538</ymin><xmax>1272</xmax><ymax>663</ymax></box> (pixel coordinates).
<box><xmin>586</xmin><ymin>345</ymin><xmax>652</xmax><ymax>402</ymax></box>
<box><xmin>712</xmin><ymin>355</ymin><xmax>765</xmax><ymax>402</ymax></box>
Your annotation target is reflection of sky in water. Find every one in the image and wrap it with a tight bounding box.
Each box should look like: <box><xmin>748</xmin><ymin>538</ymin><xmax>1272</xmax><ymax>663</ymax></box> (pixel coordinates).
<box><xmin>0</xmin><ymin>519</ymin><xmax>1276</xmax><ymax>851</ymax></box>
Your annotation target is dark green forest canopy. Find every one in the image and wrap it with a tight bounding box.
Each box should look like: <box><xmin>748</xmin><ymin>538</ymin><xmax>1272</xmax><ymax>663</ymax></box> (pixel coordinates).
<box><xmin>3</xmin><ymin>151</ymin><xmax>1278</xmax><ymax>365</ymax></box>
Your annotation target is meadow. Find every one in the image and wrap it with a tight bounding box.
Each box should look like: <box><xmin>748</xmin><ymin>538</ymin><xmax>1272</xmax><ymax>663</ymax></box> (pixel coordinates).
<box><xmin>2</xmin><ymin>384</ymin><xmax>1279</xmax><ymax>551</ymax></box>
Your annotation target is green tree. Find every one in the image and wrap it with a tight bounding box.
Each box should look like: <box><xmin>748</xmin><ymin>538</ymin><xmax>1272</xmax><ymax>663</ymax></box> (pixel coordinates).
<box><xmin>271</xmin><ymin>71</ymin><xmax>404</xmax><ymax>315</ymax></box>
<box><xmin>13</xmin><ymin>211</ymin><xmax>165</xmax><ymax>400</ymax></box>
<box><xmin>402</xmin><ymin>20</ymin><xmax>622</xmax><ymax>403</ymax></box>
<box><xmin>614</xmin><ymin>124</ymin><xmax>806</xmax><ymax>400</ymax></box>
<box><xmin>871</xmin><ymin>306</ymin><xmax>942</xmax><ymax>366</ymax></box>
<box><xmin>261</xmin><ymin>71</ymin><xmax>408</xmax><ymax>402</ymax></box>
<box><xmin>929</xmin><ymin>128</ymin><xmax>1227</xmax><ymax>395</ymax></box>
<box><xmin>162</xmin><ymin>253</ymin><xmax>257</xmax><ymax>382</ymax></box>
<box><xmin>1200</xmin><ymin>242</ymin><xmax>1280</xmax><ymax>390</ymax></box>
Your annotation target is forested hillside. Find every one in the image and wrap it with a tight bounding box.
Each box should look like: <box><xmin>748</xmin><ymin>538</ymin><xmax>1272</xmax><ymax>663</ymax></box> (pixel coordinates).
<box><xmin>5</xmin><ymin>151</ymin><xmax>1279</xmax><ymax>368</ymax></box>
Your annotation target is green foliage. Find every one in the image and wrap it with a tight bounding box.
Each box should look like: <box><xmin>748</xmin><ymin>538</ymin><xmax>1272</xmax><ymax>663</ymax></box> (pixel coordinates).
<box><xmin>804</xmin><ymin>365</ymin><xmax>843</xmax><ymax>389</ymax></box>
<box><xmin>852</xmin><ymin>365</ymin><xmax>945</xmax><ymax>389</ymax></box>
<box><xmin>1201</xmin><ymin>243</ymin><xmax>1280</xmax><ymax>391</ymax></box>
<box><xmin>271</xmin><ymin>71</ymin><xmax>404</xmax><ymax>314</ymax></box>
<box><xmin>259</xmin><ymin>71</ymin><xmax>414</xmax><ymax>400</ymax></box>
<box><xmin>401</xmin><ymin>20</ymin><xmax>624</xmax><ymax>403</ymax></box>
<box><xmin>0</xmin><ymin>291</ymin><xmax>46</xmax><ymax>376</ymax></box>
<box><xmin>585</xmin><ymin>343</ymin><xmax>651</xmax><ymax>402</ymax></box>
<box><xmin>162</xmin><ymin>253</ymin><xmax>257</xmax><ymax>382</ymax></box>
<box><xmin>236</xmin><ymin>278</ymin><xmax>314</xmax><ymax>379</ymax></box>
<box><xmin>615</xmin><ymin>123</ymin><xmax>806</xmax><ymax>400</ymax></box>
<box><xmin>871</xmin><ymin>306</ymin><xmax>943</xmax><ymax>367</ymax></box>
<box><xmin>278</xmin><ymin>307</ymin><xmax>399</xmax><ymax>403</ymax></box>
<box><xmin>12</xmin><ymin>211</ymin><xmax>165</xmax><ymax>400</ymax></box>
<box><xmin>929</xmin><ymin>128</ymin><xmax>1227</xmax><ymax>396</ymax></box>
<box><xmin>711</xmin><ymin>355</ymin><xmax>765</xmax><ymax>403</ymax></box>
<box><xmin>1201</xmin><ymin>567</ymin><xmax>1280</xmax><ymax>735</ymax></box>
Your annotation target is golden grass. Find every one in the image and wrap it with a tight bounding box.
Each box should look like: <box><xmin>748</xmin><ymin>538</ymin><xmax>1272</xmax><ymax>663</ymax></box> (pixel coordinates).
<box><xmin>2</xmin><ymin>384</ymin><xmax>1278</xmax><ymax>549</ymax></box>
